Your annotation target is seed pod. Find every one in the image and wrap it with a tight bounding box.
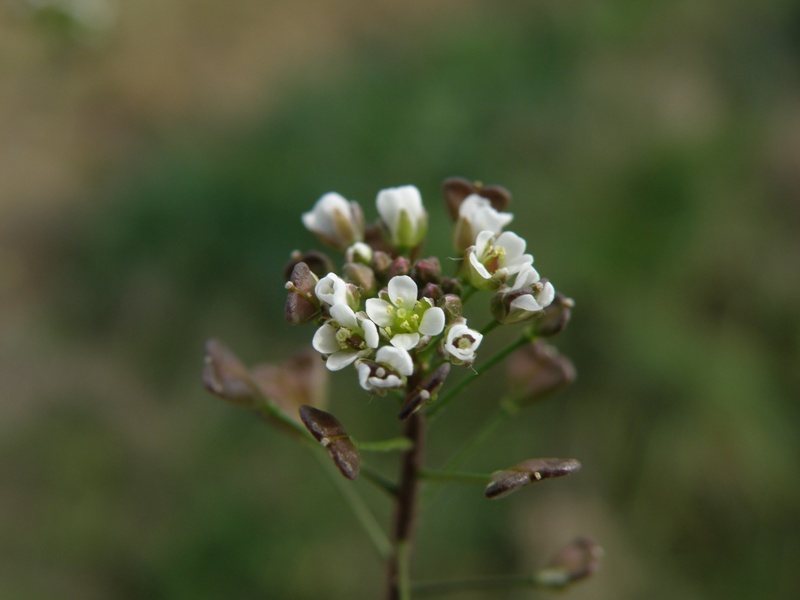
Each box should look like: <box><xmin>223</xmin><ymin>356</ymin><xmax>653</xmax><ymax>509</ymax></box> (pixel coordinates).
<box><xmin>484</xmin><ymin>457</ymin><xmax>581</xmax><ymax>499</ymax></box>
<box><xmin>399</xmin><ymin>363</ymin><xmax>451</xmax><ymax>420</ymax></box>
<box><xmin>284</xmin><ymin>262</ymin><xmax>321</xmax><ymax>325</ymax></box>
<box><xmin>534</xmin><ymin>536</ymin><xmax>603</xmax><ymax>588</ymax></box>
<box><xmin>533</xmin><ymin>293</ymin><xmax>574</xmax><ymax>337</ymax></box>
<box><xmin>506</xmin><ymin>341</ymin><xmax>576</xmax><ymax>404</ymax></box>
<box><xmin>202</xmin><ymin>339</ymin><xmax>259</xmax><ymax>407</ymax></box>
<box><xmin>299</xmin><ymin>406</ymin><xmax>360</xmax><ymax>480</ymax></box>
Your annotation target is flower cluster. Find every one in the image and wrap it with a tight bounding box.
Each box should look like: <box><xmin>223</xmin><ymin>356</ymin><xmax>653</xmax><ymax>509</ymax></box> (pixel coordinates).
<box><xmin>285</xmin><ymin>178</ymin><xmax>557</xmax><ymax>401</ymax></box>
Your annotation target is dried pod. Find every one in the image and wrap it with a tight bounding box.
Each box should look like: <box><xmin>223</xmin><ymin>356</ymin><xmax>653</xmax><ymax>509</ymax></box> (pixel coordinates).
<box><xmin>534</xmin><ymin>536</ymin><xmax>603</xmax><ymax>588</ymax></box>
<box><xmin>399</xmin><ymin>363</ymin><xmax>451</xmax><ymax>420</ymax></box>
<box><xmin>250</xmin><ymin>347</ymin><xmax>328</xmax><ymax>420</ymax></box>
<box><xmin>284</xmin><ymin>262</ymin><xmax>321</xmax><ymax>325</ymax></box>
<box><xmin>533</xmin><ymin>293</ymin><xmax>574</xmax><ymax>337</ymax></box>
<box><xmin>202</xmin><ymin>339</ymin><xmax>259</xmax><ymax>407</ymax></box>
<box><xmin>442</xmin><ymin>176</ymin><xmax>512</xmax><ymax>220</ymax></box>
<box><xmin>299</xmin><ymin>406</ymin><xmax>361</xmax><ymax>480</ymax></box>
<box><xmin>506</xmin><ymin>341</ymin><xmax>576</xmax><ymax>404</ymax></box>
<box><xmin>282</xmin><ymin>250</ymin><xmax>335</xmax><ymax>281</ymax></box>
<box><xmin>484</xmin><ymin>458</ymin><xmax>581</xmax><ymax>499</ymax></box>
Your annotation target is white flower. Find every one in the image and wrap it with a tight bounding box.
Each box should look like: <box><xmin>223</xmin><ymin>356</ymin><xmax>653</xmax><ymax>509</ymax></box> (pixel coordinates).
<box><xmin>466</xmin><ymin>230</ymin><xmax>533</xmax><ymax>289</ymax></box>
<box><xmin>365</xmin><ymin>275</ymin><xmax>445</xmax><ymax>350</ymax></box>
<box><xmin>314</xmin><ymin>272</ymin><xmax>359</xmax><ymax>309</ymax></box>
<box><xmin>453</xmin><ymin>194</ymin><xmax>514</xmax><ymax>252</ymax></box>
<box><xmin>442</xmin><ymin>320</ymin><xmax>483</xmax><ymax>366</ymax></box>
<box><xmin>491</xmin><ymin>265</ymin><xmax>556</xmax><ymax>324</ymax></box>
<box><xmin>376</xmin><ymin>185</ymin><xmax>428</xmax><ymax>249</ymax></box>
<box><xmin>356</xmin><ymin>346</ymin><xmax>414</xmax><ymax>393</ymax></box>
<box><xmin>312</xmin><ymin>303</ymin><xmax>379</xmax><ymax>371</ymax></box>
<box><xmin>302</xmin><ymin>192</ymin><xmax>364</xmax><ymax>250</ymax></box>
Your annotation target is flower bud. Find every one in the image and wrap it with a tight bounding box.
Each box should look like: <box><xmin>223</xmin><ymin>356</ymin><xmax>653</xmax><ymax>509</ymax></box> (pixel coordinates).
<box><xmin>507</xmin><ymin>341</ymin><xmax>576</xmax><ymax>404</ymax></box>
<box><xmin>419</xmin><ymin>282</ymin><xmax>443</xmax><ymax>302</ymax></box>
<box><xmin>299</xmin><ymin>405</ymin><xmax>360</xmax><ymax>480</ymax></box>
<box><xmin>534</xmin><ymin>536</ymin><xmax>603</xmax><ymax>588</ymax></box>
<box><xmin>484</xmin><ymin>457</ymin><xmax>581</xmax><ymax>499</ymax></box>
<box><xmin>437</xmin><ymin>293</ymin><xmax>463</xmax><ymax>321</ymax></box>
<box><xmin>533</xmin><ymin>293</ymin><xmax>574</xmax><ymax>337</ymax></box>
<box><xmin>302</xmin><ymin>192</ymin><xmax>364</xmax><ymax>251</ymax></box>
<box><xmin>376</xmin><ymin>185</ymin><xmax>428</xmax><ymax>250</ymax></box>
<box><xmin>387</xmin><ymin>255</ymin><xmax>411</xmax><ymax>280</ymax></box>
<box><xmin>284</xmin><ymin>262</ymin><xmax>321</xmax><ymax>325</ymax></box>
<box><xmin>412</xmin><ymin>257</ymin><xmax>441</xmax><ymax>285</ymax></box>
<box><xmin>371</xmin><ymin>250</ymin><xmax>393</xmax><ymax>278</ymax></box>
<box><xmin>345</xmin><ymin>241</ymin><xmax>373</xmax><ymax>265</ymax></box>
<box><xmin>399</xmin><ymin>363</ymin><xmax>451</xmax><ymax>420</ymax></box>
<box><xmin>440</xmin><ymin>277</ymin><xmax>462</xmax><ymax>296</ymax></box>
<box><xmin>343</xmin><ymin>262</ymin><xmax>376</xmax><ymax>297</ymax></box>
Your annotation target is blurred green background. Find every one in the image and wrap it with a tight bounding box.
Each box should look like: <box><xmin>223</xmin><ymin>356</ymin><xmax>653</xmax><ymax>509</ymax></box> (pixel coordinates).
<box><xmin>2</xmin><ymin>0</ymin><xmax>799</xmax><ymax>598</ymax></box>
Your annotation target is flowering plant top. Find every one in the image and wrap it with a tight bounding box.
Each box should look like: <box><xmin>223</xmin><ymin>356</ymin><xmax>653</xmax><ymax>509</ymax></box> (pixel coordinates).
<box><xmin>285</xmin><ymin>178</ymin><xmax>561</xmax><ymax>400</ymax></box>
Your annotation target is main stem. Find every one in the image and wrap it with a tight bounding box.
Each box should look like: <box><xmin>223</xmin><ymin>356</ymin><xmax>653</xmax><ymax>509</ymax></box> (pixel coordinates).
<box><xmin>385</xmin><ymin>410</ymin><xmax>425</xmax><ymax>600</ymax></box>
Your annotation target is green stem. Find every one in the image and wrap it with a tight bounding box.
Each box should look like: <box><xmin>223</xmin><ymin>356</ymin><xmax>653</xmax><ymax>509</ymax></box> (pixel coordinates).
<box><xmin>310</xmin><ymin>448</ymin><xmax>392</xmax><ymax>559</ymax></box>
<box><xmin>358</xmin><ymin>437</ymin><xmax>414</xmax><ymax>452</ymax></box>
<box><xmin>427</xmin><ymin>336</ymin><xmax>528</xmax><ymax>421</ymax></box>
<box><xmin>412</xmin><ymin>573</ymin><xmax>537</xmax><ymax>596</ymax></box>
<box><xmin>418</xmin><ymin>469</ymin><xmax>488</xmax><ymax>485</ymax></box>
<box><xmin>361</xmin><ymin>463</ymin><xmax>400</xmax><ymax>497</ymax></box>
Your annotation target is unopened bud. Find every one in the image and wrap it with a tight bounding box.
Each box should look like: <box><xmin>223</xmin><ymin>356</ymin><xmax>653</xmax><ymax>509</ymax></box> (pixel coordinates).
<box><xmin>533</xmin><ymin>293</ymin><xmax>574</xmax><ymax>337</ymax></box>
<box><xmin>534</xmin><ymin>536</ymin><xmax>603</xmax><ymax>588</ymax></box>
<box><xmin>437</xmin><ymin>293</ymin><xmax>463</xmax><ymax>321</ymax></box>
<box><xmin>412</xmin><ymin>257</ymin><xmax>442</xmax><ymax>285</ymax></box>
<box><xmin>484</xmin><ymin>458</ymin><xmax>581</xmax><ymax>499</ymax></box>
<box><xmin>284</xmin><ymin>262</ymin><xmax>321</xmax><ymax>325</ymax></box>
<box><xmin>399</xmin><ymin>363</ymin><xmax>451</xmax><ymax>420</ymax></box>
<box><xmin>202</xmin><ymin>339</ymin><xmax>258</xmax><ymax>407</ymax></box>
<box><xmin>299</xmin><ymin>405</ymin><xmax>360</xmax><ymax>480</ymax></box>
<box><xmin>507</xmin><ymin>341</ymin><xmax>576</xmax><ymax>404</ymax></box>
<box><xmin>419</xmin><ymin>282</ymin><xmax>443</xmax><ymax>302</ymax></box>
<box><xmin>345</xmin><ymin>241</ymin><xmax>373</xmax><ymax>265</ymax></box>
<box><xmin>387</xmin><ymin>256</ymin><xmax>411</xmax><ymax>279</ymax></box>
<box><xmin>343</xmin><ymin>262</ymin><xmax>376</xmax><ymax>296</ymax></box>
<box><xmin>440</xmin><ymin>277</ymin><xmax>462</xmax><ymax>296</ymax></box>
<box><xmin>371</xmin><ymin>250</ymin><xmax>393</xmax><ymax>278</ymax></box>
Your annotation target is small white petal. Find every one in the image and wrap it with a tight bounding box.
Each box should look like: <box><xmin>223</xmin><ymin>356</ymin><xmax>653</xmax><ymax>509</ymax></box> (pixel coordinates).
<box><xmin>459</xmin><ymin>195</ymin><xmax>513</xmax><ymax>234</ymax></box>
<box><xmin>510</xmin><ymin>295</ymin><xmax>544</xmax><ymax>313</ymax></box>
<box><xmin>496</xmin><ymin>231</ymin><xmax>527</xmax><ymax>258</ymax></box>
<box><xmin>365</xmin><ymin>298</ymin><xmax>394</xmax><ymax>327</ymax></box>
<box><xmin>388</xmin><ymin>275</ymin><xmax>418</xmax><ymax>307</ymax></box>
<box><xmin>312</xmin><ymin>324</ymin><xmax>340</xmax><ymax>354</ymax></box>
<box><xmin>377</xmin><ymin>346</ymin><xmax>414</xmax><ymax>376</ymax></box>
<box><xmin>326</xmin><ymin>350</ymin><xmax>361</xmax><ymax>371</ymax></box>
<box><xmin>537</xmin><ymin>281</ymin><xmax>555</xmax><ymax>308</ymax></box>
<box><xmin>418</xmin><ymin>307</ymin><xmax>445</xmax><ymax>336</ymax></box>
<box><xmin>357</xmin><ymin>363</ymin><xmax>372</xmax><ymax>390</ymax></box>
<box><xmin>474</xmin><ymin>230</ymin><xmax>495</xmax><ymax>254</ymax></box>
<box><xmin>469</xmin><ymin>251</ymin><xmax>492</xmax><ymax>280</ymax></box>
<box><xmin>315</xmin><ymin>273</ymin><xmax>347</xmax><ymax>306</ymax></box>
<box><xmin>361</xmin><ymin>319</ymin><xmax>380</xmax><ymax>348</ymax></box>
<box><xmin>330</xmin><ymin>303</ymin><xmax>358</xmax><ymax>329</ymax></box>
<box><xmin>504</xmin><ymin>253</ymin><xmax>534</xmax><ymax>274</ymax></box>
<box><xmin>512</xmin><ymin>265</ymin><xmax>541</xmax><ymax>290</ymax></box>
<box><xmin>390</xmin><ymin>333</ymin><xmax>420</xmax><ymax>351</ymax></box>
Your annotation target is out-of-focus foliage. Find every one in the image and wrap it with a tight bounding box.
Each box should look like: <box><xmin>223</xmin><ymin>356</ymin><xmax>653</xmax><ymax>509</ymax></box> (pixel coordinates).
<box><xmin>3</xmin><ymin>1</ymin><xmax>800</xmax><ymax>598</ymax></box>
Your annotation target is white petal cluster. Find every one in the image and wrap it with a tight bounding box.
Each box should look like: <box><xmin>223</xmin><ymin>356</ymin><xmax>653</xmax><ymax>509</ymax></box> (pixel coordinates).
<box><xmin>453</xmin><ymin>195</ymin><xmax>513</xmax><ymax>252</ymax></box>
<box><xmin>356</xmin><ymin>346</ymin><xmax>414</xmax><ymax>393</ymax></box>
<box><xmin>509</xmin><ymin>265</ymin><xmax>555</xmax><ymax>314</ymax></box>
<box><xmin>302</xmin><ymin>192</ymin><xmax>364</xmax><ymax>250</ymax></box>
<box><xmin>366</xmin><ymin>276</ymin><xmax>445</xmax><ymax>350</ymax></box>
<box><xmin>312</xmin><ymin>303</ymin><xmax>379</xmax><ymax>371</ymax></box>
<box><xmin>376</xmin><ymin>185</ymin><xmax>428</xmax><ymax>249</ymax></box>
<box><xmin>466</xmin><ymin>230</ymin><xmax>533</xmax><ymax>289</ymax></box>
<box><xmin>442</xmin><ymin>320</ymin><xmax>483</xmax><ymax>366</ymax></box>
